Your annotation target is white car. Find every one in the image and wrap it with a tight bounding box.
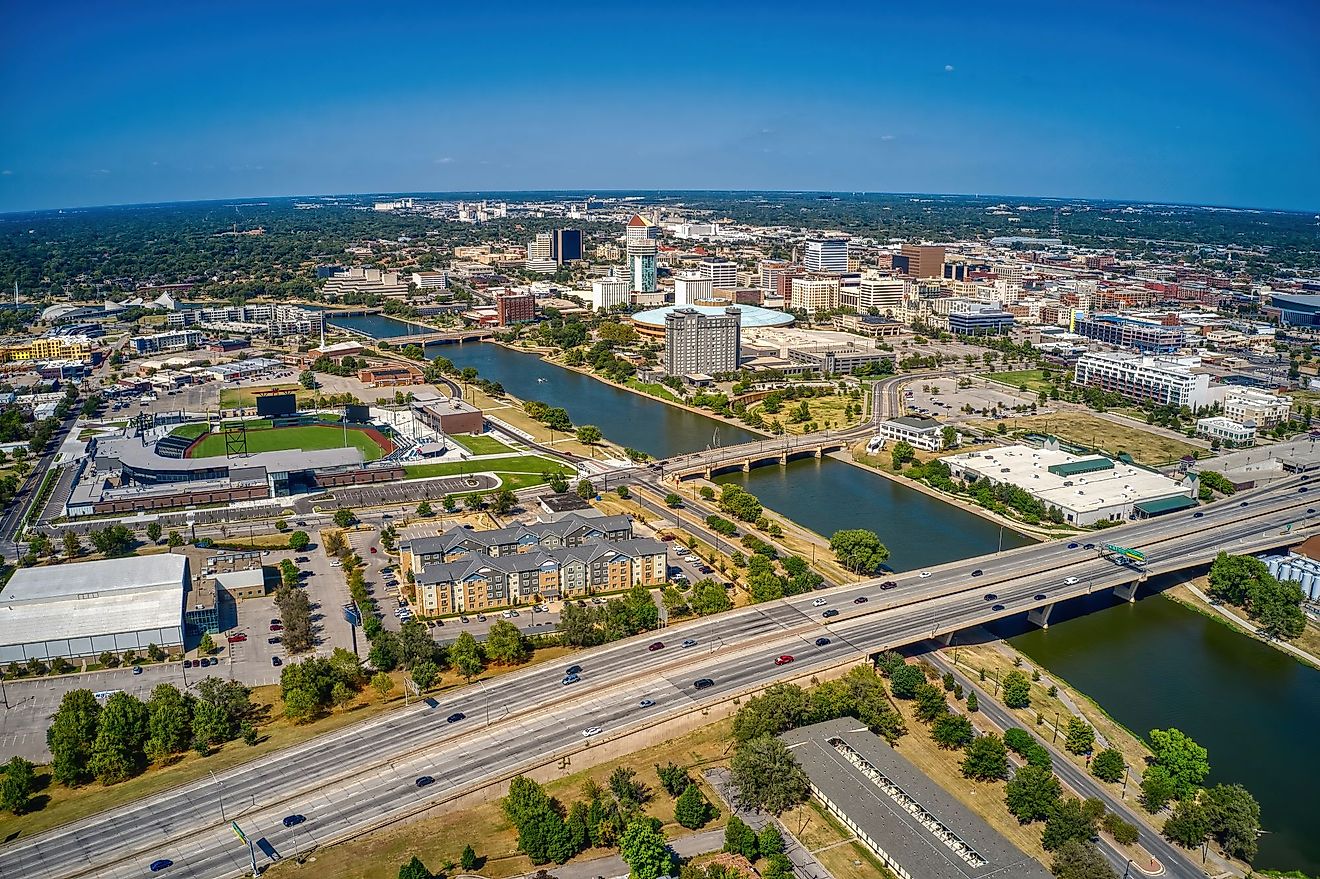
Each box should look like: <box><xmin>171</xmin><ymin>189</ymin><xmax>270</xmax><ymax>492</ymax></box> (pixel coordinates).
<box><xmin>581</xmin><ymin>726</ymin><xmax>603</xmax><ymax>738</ymax></box>
<box><xmin>684</xmin><ymin>555</ymin><xmax>699</xmax><ymax>564</ymax></box>
<box><xmin>812</xmin><ymin>597</ymin><xmax>827</xmax><ymax>607</ymax></box>
<box><xmin>501</xmin><ymin>610</ymin><xmax>514</xmax><ymax>619</ymax></box>
<box><xmin>1063</xmin><ymin>576</ymin><xmax>1079</xmax><ymax>585</ymax></box>
<box><xmin>919</xmin><ymin>571</ymin><xmax>932</xmax><ymax>578</ymax></box>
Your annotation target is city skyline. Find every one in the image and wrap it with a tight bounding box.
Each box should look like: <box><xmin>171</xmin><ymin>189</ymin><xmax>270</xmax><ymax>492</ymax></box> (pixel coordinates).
<box><xmin>2</xmin><ymin>0</ymin><xmax>1318</xmax><ymax>214</ymax></box>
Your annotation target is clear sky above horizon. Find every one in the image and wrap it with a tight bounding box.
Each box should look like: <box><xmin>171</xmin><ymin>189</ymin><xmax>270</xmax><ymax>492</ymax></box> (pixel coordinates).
<box><xmin>2</xmin><ymin>0</ymin><xmax>1318</xmax><ymax>214</ymax></box>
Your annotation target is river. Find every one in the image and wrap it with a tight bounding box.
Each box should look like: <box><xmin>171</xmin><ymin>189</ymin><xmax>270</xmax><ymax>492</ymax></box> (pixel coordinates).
<box><xmin>1000</xmin><ymin>591</ymin><xmax>1320</xmax><ymax>873</ymax></box>
<box><xmin>327</xmin><ymin>312</ymin><xmax>429</xmax><ymax>338</ymax></box>
<box><xmin>336</xmin><ymin>325</ymin><xmax>1312</xmax><ymax>871</ymax></box>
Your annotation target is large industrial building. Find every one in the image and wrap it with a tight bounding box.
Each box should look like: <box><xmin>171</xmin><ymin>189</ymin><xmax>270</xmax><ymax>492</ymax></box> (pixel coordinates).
<box><xmin>0</xmin><ymin>555</ymin><xmax>190</xmax><ymax>662</ymax></box>
<box><xmin>942</xmin><ymin>443</ymin><xmax>1196</xmax><ymax>526</ymax></box>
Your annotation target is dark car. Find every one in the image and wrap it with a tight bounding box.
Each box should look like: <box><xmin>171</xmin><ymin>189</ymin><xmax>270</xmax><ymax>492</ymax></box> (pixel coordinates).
<box><xmin>133</xmin><ymin>666</ymin><xmax>143</xmax><ymax>675</ymax></box>
<box><xmin>1067</xmin><ymin>542</ymin><xmax>1080</xmax><ymax>549</ymax></box>
<box><xmin>853</xmin><ymin>596</ymin><xmax>868</xmax><ymax>604</ymax></box>
<box><xmin>268</xmin><ymin>636</ymin><xmax>281</xmax><ymax>645</ymax></box>
<box><xmin>648</xmin><ymin>641</ymin><xmax>665</xmax><ymax>652</ymax></box>
<box><xmin>693</xmin><ymin>678</ymin><xmax>715</xmax><ymax>690</ymax></box>
<box><xmin>984</xmin><ymin>593</ymin><xmax>997</xmax><ymax>601</ymax></box>
<box><xmin>879</xmin><ymin>580</ymin><xmax>898</xmax><ymax>590</ymax></box>
<box><xmin>1240</xmin><ymin>501</ymin><xmax>1249</xmax><ymax>507</ymax></box>
<box><xmin>1309</xmin><ymin>508</ymin><xmax>1316</xmax><ymax>514</ymax></box>
<box><xmin>270</xmin><ymin>618</ymin><xmax>281</xmax><ymax>626</ymax></box>
<box><xmin>971</xmin><ymin>569</ymin><xmax>983</xmax><ymax>576</ymax></box>
<box><xmin>1300</xmin><ymin>487</ymin><xmax>1309</xmax><ymax>493</ymax></box>
<box><xmin>282</xmin><ymin>814</ymin><xmax>305</xmax><ymax>828</ymax></box>
<box><xmin>1034</xmin><ymin>593</ymin><xmax>1047</xmax><ymax>601</ymax></box>
<box><xmin>992</xmin><ymin>604</ymin><xmax>1005</xmax><ymax>611</ymax></box>
<box><xmin>822</xmin><ymin>609</ymin><xmax>839</xmax><ymax>618</ymax></box>
<box><xmin>815</xmin><ymin>637</ymin><xmax>831</xmax><ymax>647</ymax></box>
<box><xmin>565</xmin><ymin>664</ymin><xmax>582</xmax><ymax>675</ymax></box>
<box><xmin>149</xmin><ymin>859</ymin><xmax>173</xmax><ymax>873</ymax></box>
<box><xmin>1193</xmin><ymin>511</ymin><xmax>1205</xmax><ymax>518</ymax></box>
<box><xmin>296</xmin><ymin>556</ymin><xmax>309</xmax><ymax>563</ymax></box>
<box><xmin>271</xmin><ymin>657</ymin><xmax>282</xmax><ymax>667</ymax></box>
<box><xmin>1083</xmin><ymin>543</ymin><xmax>1095</xmax><ymax>550</ymax></box>
<box><xmin>446</xmin><ymin>712</ymin><xmax>466</xmax><ymax>724</ymax></box>
<box><xmin>415</xmin><ymin>776</ymin><xmax>435</xmax><ymax>788</ymax></box>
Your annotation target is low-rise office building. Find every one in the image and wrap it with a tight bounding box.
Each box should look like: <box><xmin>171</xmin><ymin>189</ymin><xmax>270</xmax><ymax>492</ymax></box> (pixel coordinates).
<box><xmin>872</xmin><ymin>416</ymin><xmax>944</xmax><ymax>451</ymax></box>
<box><xmin>943</xmin><ymin>443</ymin><xmax>1195</xmax><ymax>525</ymax></box>
<box><xmin>1196</xmin><ymin>416</ymin><xmax>1256</xmax><ymax>446</ymax></box>
<box><xmin>131</xmin><ymin>329</ymin><xmax>203</xmax><ymax>355</ymax></box>
<box><xmin>1073</xmin><ymin>313</ymin><xmax>1184</xmax><ymax>353</ymax></box>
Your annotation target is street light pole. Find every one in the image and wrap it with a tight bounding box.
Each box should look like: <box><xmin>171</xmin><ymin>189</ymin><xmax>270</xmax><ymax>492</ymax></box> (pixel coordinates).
<box><xmin>209</xmin><ymin>770</ymin><xmax>226</xmax><ymax>823</ymax></box>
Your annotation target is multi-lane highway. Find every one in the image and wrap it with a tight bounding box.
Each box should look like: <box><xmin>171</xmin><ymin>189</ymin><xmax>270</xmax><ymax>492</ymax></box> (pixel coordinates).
<box><xmin>4</xmin><ymin>474</ymin><xmax>1314</xmax><ymax>879</ymax></box>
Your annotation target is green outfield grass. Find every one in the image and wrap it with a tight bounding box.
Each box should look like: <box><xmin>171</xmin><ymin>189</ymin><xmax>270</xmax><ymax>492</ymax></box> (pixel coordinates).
<box><xmin>169</xmin><ymin>423</ymin><xmax>210</xmax><ymax>439</ymax></box>
<box><xmin>188</xmin><ymin>424</ymin><xmax>387</xmax><ymax>460</ymax></box>
<box><xmin>402</xmin><ymin>454</ymin><xmax>573</xmax><ymax>481</ymax></box>
<box><xmin>448</xmin><ymin>433</ymin><xmax>515</xmax><ymax>455</ymax></box>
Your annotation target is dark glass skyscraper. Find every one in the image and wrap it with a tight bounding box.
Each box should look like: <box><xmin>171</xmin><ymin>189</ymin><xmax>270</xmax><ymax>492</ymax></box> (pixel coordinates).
<box><xmin>552</xmin><ymin>229</ymin><xmax>582</xmax><ymax>264</ymax></box>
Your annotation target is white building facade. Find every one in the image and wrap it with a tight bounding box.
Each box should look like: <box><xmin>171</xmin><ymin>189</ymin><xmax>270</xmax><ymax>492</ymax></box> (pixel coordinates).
<box><xmin>1073</xmin><ymin>353</ymin><xmax>1211</xmax><ymax>409</ymax></box>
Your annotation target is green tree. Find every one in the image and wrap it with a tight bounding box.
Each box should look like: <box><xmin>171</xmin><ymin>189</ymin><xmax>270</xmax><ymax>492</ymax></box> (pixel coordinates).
<box><xmin>1042</xmin><ymin>797</ymin><xmax>1104</xmax><ymax>851</ymax></box>
<box><xmin>889</xmin><ymin>664</ymin><xmax>925</xmax><ymax>699</ymax></box>
<box><xmin>90</xmin><ymin>691</ymin><xmax>150</xmax><ymax>784</ymax></box>
<box><xmin>371</xmin><ymin>672</ymin><xmax>396</xmax><ymax>702</ymax></box>
<box><xmin>410</xmin><ymin>660</ymin><xmax>439</xmax><ymax>692</ymax></box>
<box><xmin>1139</xmin><ymin>766</ymin><xmax>1179</xmax><ymax>813</ymax></box>
<box><xmin>441</xmin><ymin>494</ymin><xmax>457</xmax><ymax>512</ymax></box>
<box><xmin>1162</xmin><ymin>797</ymin><xmax>1210</xmax><ymax>849</ymax></box>
<box><xmin>62</xmin><ymin>530</ymin><xmax>83</xmax><ymax>558</ymax></box>
<box><xmin>1064</xmin><ymin>717</ymin><xmax>1095</xmax><ymax>755</ymax></box>
<box><xmin>1203</xmin><ymin>783</ymin><xmax>1261</xmax><ymax>863</ymax></box>
<box><xmin>1090</xmin><ymin>748</ymin><xmax>1126</xmax><ymax>784</ymax></box>
<box><xmin>288</xmin><ymin>530</ymin><xmax>311</xmax><ymax>551</ymax></box>
<box><xmin>1102</xmin><ymin>813</ymin><xmax>1140</xmax><ymax>846</ymax></box>
<box><xmin>758</xmin><ymin>824</ymin><xmax>785</xmax><ymax>857</ymax></box>
<box><xmin>722</xmin><ymin>815</ymin><xmax>758</xmax><ymax>859</ymax></box>
<box><xmin>198</xmin><ymin>632</ymin><xmax>215</xmax><ymax>654</ymax></box>
<box><xmin>674</xmin><ymin>782</ymin><xmax>711</xmax><ymax>829</ymax></box>
<box><xmin>664</xmin><ymin>493</ymin><xmax>683</xmax><ymax>508</ymax></box>
<box><xmin>576</xmin><ymin>425</ymin><xmax>603</xmax><ymax>446</ymax></box>
<box><xmin>146</xmin><ymin>683</ymin><xmax>194</xmax><ymax>757</ymax></box>
<box><xmin>416</xmin><ymin>500</ymin><xmax>434</xmax><ymax>517</ymax></box>
<box><xmin>699</xmin><ymin>486</ymin><xmax>715</xmax><ymax>501</ymax></box>
<box><xmin>460</xmin><ymin>844</ymin><xmax>479</xmax><ymax>872</ymax></box>
<box><xmin>961</xmin><ymin>733</ymin><xmax>1009</xmax><ymax>781</ymax></box>
<box><xmin>966</xmin><ymin>691</ymin><xmax>978</xmax><ymax>712</ymax></box>
<box><xmin>577</xmin><ymin>479</ymin><xmax>596</xmax><ymax>500</ymax></box>
<box><xmin>146</xmin><ymin>521</ymin><xmax>162</xmax><ymax>543</ymax></box>
<box><xmin>483</xmin><ymin>619</ymin><xmax>528</xmax><ymax>665</ymax></box>
<box><xmin>1005</xmin><ymin>764</ymin><xmax>1062</xmax><ymax>823</ymax></box>
<box><xmin>333</xmin><ymin>508</ymin><xmax>356</xmax><ymax>528</ymax></box>
<box><xmin>167</xmin><ymin>530</ymin><xmax>184</xmax><ymax>548</ymax></box>
<box><xmin>620</xmin><ymin>818</ymin><xmax>675</xmax><ymax>879</ymax></box>
<box><xmin>299</xmin><ymin>369</ymin><xmax>318</xmax><ymax>390</ymax></box>
<box><xmin>47</xmin><ymin>689</ymin><xmax>101</xmax><ymax>786</ymax></box>
<box><xmin>689</xmin><ymin>579</ymin><xmax>733</xmax><ymax>615</ymax></box>
<box><xmin>1</xmin><ymin>756</ymin><xmax>37</xmax><ymax>814</ymax></box>
<box><xmin>450</xmin><ymin>631</ymin><xmax>485</xmax><ymax>682</ymax></box>
<box><xmin>828</xmin><ymin>529</ymin><xmax>890</xmax><ymax>574</ymax></box>
<box><xmin>931</xmin><ymin>712</ymin><xmax>974</xmax><ymax>749</ymax></box>
<box><xmin>730</xmin><ymin>735</ymin><xmax>809</xmax><ymax>815</ymax></box>
<box><xmin>1146</xmin><ymin>728</ymin><xmax>1209</xmax><ymax>799</ymax></box>
<box><xmin>489</xmin><ymin>487</ymin><xmax>516</xmax><ymax>516</ymax></box>
<box><xmin>1002</xmin><ymin>670</ymin><xmax>1031</xmax><ymax>708</ymax></box>
<box><xmin>1049</xmin><ymin>839</ymin><xmax>1117</xmax><ymax>879</ymax></box>
<box><xmin>89</xmin><ymin>524</ymin><xmax>135</xmax><ymax>557</ymax></box>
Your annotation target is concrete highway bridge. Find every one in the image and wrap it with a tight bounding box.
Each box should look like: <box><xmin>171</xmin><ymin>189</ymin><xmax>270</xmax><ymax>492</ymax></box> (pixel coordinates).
<box><xmin>665</xmin><ymin>434</ymin><xmax>853</xmax><ymax>480</ymax></box>
<box><xmin>7</xmin><ymin>474</ymin><xmax>1316</xmax><ymax>879</ymax></box>
<box><xmin>376</xmin><ymin>329</ymin><xmax>492</xmax><ymax>346</ymax></box>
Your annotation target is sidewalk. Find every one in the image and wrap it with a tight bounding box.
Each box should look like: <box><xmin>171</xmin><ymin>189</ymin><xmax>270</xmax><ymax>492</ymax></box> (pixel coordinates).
<box><xmin>705</xmin><ymin>768</ymin><xmax>837</xmax><ymax>879</ymax></box>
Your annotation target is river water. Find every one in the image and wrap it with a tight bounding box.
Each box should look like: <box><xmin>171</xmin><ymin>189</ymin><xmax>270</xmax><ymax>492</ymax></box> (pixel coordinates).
<box><xmin>326</xmin><ymin>312</ymin><xmax>429</xmax><ymax>338</ymax></box>
<box><xmin>332</xmin><ymin>319</ymin><xmax>1314</xmax><ymax>872</ymax></box>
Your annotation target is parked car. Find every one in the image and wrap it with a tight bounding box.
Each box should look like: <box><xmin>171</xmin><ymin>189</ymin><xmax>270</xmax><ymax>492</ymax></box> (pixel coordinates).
<box><xmin>227</xmin><ymin>633</ymin><xmax>247</xmax><ymax>643</ymax></box>
<box><xmin>271</xmin><ymin>657</ymin><xmax>282</xmax><ymax>667</ymax></box>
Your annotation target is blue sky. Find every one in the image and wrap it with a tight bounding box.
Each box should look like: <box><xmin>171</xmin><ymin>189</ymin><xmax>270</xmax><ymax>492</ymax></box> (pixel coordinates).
<box><xmin>1</xmin><ymin>0</ymin><xmax>1318</xmax><ymax>212</ymax></box>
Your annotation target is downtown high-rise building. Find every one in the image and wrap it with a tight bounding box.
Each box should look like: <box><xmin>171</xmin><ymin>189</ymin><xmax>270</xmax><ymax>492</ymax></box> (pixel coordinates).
<box><xmin>664</xmin><ymin>306</ymin><xmax>742</xmax><ymax>377</ymax></box>
<box><xmin>552</xmin><ymin>229</ymin><xmax>582</xmax><ymax>264</ymax></box>
<box><xmin>673</xmin><ymin>273</ymin><xmax>713</xmax><ymax>306</ymax></box>
<box><xmin>804</xmin><ymin>238</ymin><xmax>849</xmax><ymax>274</ymax></box>
<box><xmin>897</xmin><ymin>244</ymin><xmax>946</xmax><ymax>279</ymax></box>
<box><xmin>625</xmin><ymin>214</ymin><xmax>660</xmax><ymax>293</ymax></box>
<box><xmin>698</xmin><ymin>257</ymin><xmax>738</xmax><ymax>289</ymax></box>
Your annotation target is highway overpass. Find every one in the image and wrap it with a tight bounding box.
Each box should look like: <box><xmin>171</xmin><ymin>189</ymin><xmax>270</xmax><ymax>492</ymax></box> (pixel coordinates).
<box><xmin>5</xmin><ymin>474</ymin><xmax>1315</xmax><ymax>879</ymax></box>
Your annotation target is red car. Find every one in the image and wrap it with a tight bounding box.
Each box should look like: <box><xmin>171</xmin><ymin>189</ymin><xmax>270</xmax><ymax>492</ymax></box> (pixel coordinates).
<box><xmin>774</xmin><ymin>654</ymin><xmax>795</xmax><ymax>666</ymax></box>
<box><xmin>269</xmin><ymin>623</ymin><xmax>284</xmax><ymax>632</ymax></box>
<box><xmin>660</xmin><ymin>535</ymin><xmax>676</xmax><ymax>541</ymax></box>
<box><xmin>370</xmin><ymin>547</ymin><xmax>377</xmax><ymax>554</ymax></box>
<box><xmin>227</xmin><ymin>633</ymin><xmax>247</xmax><ymax>643</ymax></box>
<box><xmin>648</xmin><ymin>641</ymin><xmax>665</xmax><ymax>652</ymax></box>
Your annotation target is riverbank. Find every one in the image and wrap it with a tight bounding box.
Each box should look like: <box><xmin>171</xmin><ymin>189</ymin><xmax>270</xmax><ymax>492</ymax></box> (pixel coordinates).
<box><xmin>1161</xmin><ymin>576</ymin><xmax>1320</xmax><ymax>672</ymax></box>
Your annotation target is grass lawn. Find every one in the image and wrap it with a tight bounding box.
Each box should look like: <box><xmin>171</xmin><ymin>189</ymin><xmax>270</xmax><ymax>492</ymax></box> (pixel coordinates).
<box><xmin>752</xmin><ymin>394</ymin><xmax>863</xmax><ymax>436</ymax></box>
<box><xmin>448</xmin><ymin>433</ymin><xmax>514</xmax><ymax>456</ymax></box>
<box><xmin>188</xmin><ymin>425</ymin><xmax>387</xmax><ymax>461</ymax></box>
<box><xmin>980</xmin><ymin>411</ymin><xmax>1202</xmax><ymax>466</ymax></box>
<box><xmin>264</xmin><ymin>719</ymin><xmax>734</xmax><ymax>879</ymax></box>
<box><xmin>625</xmin><ymin>378</ymin><xmax>681</xmax><ymax>402</ymax></box>
<box><xmin>984</xmin><ymin>369</ymin><xmax>1056</xmax><ymax>394</ymax></box>
<box><xmin>403</xmin><ymin>454</ymin><xmax>572</xmax><ymax>480</ymax></box>
<box><xmin>168</xmin><ymin>423</ymin><xmax>210</xmax><ymax>440</ymax></box>
<box><xmin>219</xmin><ymin>384</ymin><xmax>315</xmax><ymax>409</ymax></box>
<box><xmin>0</xmin><ymin>648</ymin><xmax>577</xmax><ymax>842</ymax></box>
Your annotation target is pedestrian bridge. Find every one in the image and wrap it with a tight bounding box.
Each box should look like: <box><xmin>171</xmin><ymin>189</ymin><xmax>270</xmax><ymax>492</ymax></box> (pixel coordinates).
<box><xmin>665</xmin><ymin>435</ymin><xmax>851</xmax><ymax>480</ymax></box>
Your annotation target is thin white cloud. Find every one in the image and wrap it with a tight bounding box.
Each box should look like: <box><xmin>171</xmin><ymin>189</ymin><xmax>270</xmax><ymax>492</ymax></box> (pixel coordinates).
<box><xmin>0</xmin><ymin>169</ymin><xmax>12</xmax><ymax>176</ymax></box>
<box><xmin>880</xmin><ymin>134</ymin><xmax>896</xmax><ymax>141</ymax></box>
<box><xmin>434</xmin><ymin>156</ymin><xmax>454</xmax><ymax>164</ymax></box>
<box><xmin>92</xmin><ymin>168</ymin><xmax>110</xmax><ymax>175</ymax></box>
<box><xmin>944</xmin><ymin>64</ymin><xmax>955</xmax><ymax>72</ymax></box>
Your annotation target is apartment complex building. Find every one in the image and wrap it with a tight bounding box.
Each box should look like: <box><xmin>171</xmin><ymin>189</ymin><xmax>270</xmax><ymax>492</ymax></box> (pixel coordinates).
<box><xmin>495</xmin><ymin>291</ymin><xmax>536</xmax><ymax>326</ymax></box>
<box><xmin>1222</xmin><ymin>388</ymin><xmax>1292</xmax><ymax>428</ymax></box>
<box><xmin>804</xmin><ymin>239</ymin><xmax>848</xmax><ymax>274</ymax></box>
<box><xmin>410</xmin><ymin>271</ymin><xmax>448</xmax><ymax>289</ymax></box>
<box><xmin>664</xmin><ymin>306</ymin><xmax>742</xmax><ymax>376</ymax></box>
<box><xmin>1073</xmin><ymin>314</ymin><xmax>1184</xmax><ymax>353</ymax></box>
<box><xmin>166</xmin><ymin>304</ymin><xmax>322</xmax><ymax>338</ymax></box>
<box><xmin>590</xmin><ymin>277</ymin><xmax>631</xmax><ymax>310</ymax></box>
<box><xmin>1073</xmin><ymin>352</ymin><xmax>1211</xmax><ymax>409</ymax></box>
<box><xmin>321</xmin><ymin>267</ymin><xmax>410</xmax><ymax>297</ymax></box>
<box><xmin>130</xmin><ymin>329</ymin><xmax>202</xmax><ymax>355</ymax></box>
<box><xmin>838</xmin><ymin>272</ymin><xmax>905</xmax><ymax>315</ymax></box>
<box><xmin>400</xmin><ymin>514</ymin><xmax>666</xmax><ymax>613</ymax></box>
<box><xmin>0</xmin><ymin>336</ymin><xmax>94</xmax><ymax>363</ymax></box>
<box><xmin>1196</xmin><ymin>416</ymin><xmax>1257</xmax><ymax>446</ymax></box>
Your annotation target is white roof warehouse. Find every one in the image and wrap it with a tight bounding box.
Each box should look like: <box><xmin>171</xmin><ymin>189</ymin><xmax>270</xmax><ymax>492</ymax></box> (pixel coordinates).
<box><xmin>0</xmin><ymin>554</ymin><xmax>189</xmax><ymax>663</ymax></box>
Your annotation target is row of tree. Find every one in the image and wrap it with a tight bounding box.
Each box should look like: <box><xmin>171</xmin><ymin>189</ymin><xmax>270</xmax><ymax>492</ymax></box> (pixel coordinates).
<box><xmin>1207</xmin><ymin>551</ymin><xmax>1307</xmax><ymax>640</ymax></box>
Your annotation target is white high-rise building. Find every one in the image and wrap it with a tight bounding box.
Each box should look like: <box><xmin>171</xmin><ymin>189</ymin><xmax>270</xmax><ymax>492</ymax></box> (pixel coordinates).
<box><xmin>590</xmin><ymin>277</ymin><xmax>631</xmax><ymax>311</ymax></box>
<box><xmin>1073</xmin><ymin>353</ymin><xmax>1210</xmax><ymax>409</ymax></box>
<box><xmin>629</xmin><ymin>247</ymin><xmax>658</xmax><ymax>293</ymax></box>
<box><xmin>527</xmin><ymin>233</ymin><xmax>553</xmax><ymax>261</ymax></box>
<box><xmin>853</xmin><ymin>272</ymin><xmax>906</xmax><ymax>315</ymax></box>
<box><xmin>698</xmin><ymin>258</ymin><xmax>738</xmax><ymax>289</ymax></box>
<box><xmin>673</xmin><ymin>273</ymin><xmax>713</xmax><ymax>306</ymax></box>
<box><xmin>804</xmin><ymin>239</ymin><xmax>849</xmax><ymax>274</ymax></box>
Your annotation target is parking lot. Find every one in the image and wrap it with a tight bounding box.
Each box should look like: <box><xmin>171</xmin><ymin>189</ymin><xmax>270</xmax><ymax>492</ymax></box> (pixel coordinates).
<box><xmin>905</xmin><ymin>375</ymin><xmax>1047</xmax><ymax>424</ymax></box>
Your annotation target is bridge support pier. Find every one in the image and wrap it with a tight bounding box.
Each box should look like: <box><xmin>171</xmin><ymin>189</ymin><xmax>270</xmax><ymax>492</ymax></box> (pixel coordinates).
<box><xmin>1113</xmin><ymin>580</ymin><xmax>1139</xmax><ymax>603</ymax></box>
<box><xmin>1027</xmin><ymin>603</ymin><xmax>1055</xmax><ymax>629</ymax></box>
<box><xmin>742</xmin><ymin>460</ymin><xmax>750</xmax><ymax>472</ymax></box>
<box><xmin>935</xmin><ymin>631</ymin><xmax>954</xmax><ymax>647</ymax></box>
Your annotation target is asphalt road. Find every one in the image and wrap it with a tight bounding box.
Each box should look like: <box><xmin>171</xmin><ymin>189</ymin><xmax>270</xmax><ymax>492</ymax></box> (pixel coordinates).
<box><xmin>4</xmin><ymin>474</ymin><xmax>1314</xmax><ymax>879</ymax></box>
